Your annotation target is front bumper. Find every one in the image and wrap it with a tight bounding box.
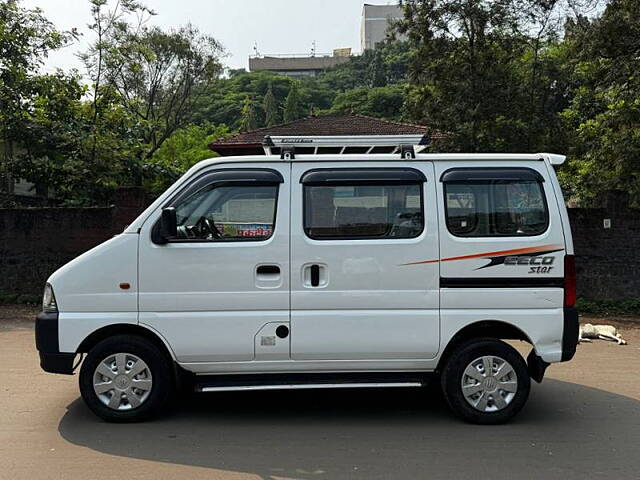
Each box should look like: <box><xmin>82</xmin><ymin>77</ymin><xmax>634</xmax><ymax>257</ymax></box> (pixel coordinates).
<box><xmin>35</xmin><ymin>311</ymin><xmax>76</xmax><ymax>375</ymax></box>
<box><xmin>561</xmin><ymin>306</ymin><xmax>579</xmax><ymax>362</ymax></box>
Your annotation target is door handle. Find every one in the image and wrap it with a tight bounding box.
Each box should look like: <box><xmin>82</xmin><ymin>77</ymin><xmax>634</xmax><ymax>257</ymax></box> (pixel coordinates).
<box><xmin>257</xmin><ymin>265</ymin><xmax>280</xmax><ymax>276</ymax></box>
<box><xmin>310</xmin><ymin>264</ymin><xmax>320</xmax><ymax>287</ymax></box>
<box><xmin>303</xmin><ymin>264</ymin><xmax>327</xmax><ymax>288</ymax></box>
<box><xmin>255</xmin><ymin>264</ymin><xmax>281</xmax><ymax>288</ymax></box>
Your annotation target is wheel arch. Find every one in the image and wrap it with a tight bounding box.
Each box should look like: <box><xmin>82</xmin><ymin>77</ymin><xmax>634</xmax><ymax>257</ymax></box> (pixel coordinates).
<box><xmin>76</xmin><ymin>323</ymin><xmax>177</xmax><ymax>363</ymax></box>
<box><xmin>438</xmin><ymin>320</ymin><xmax>532</xmax><ymax>371</ymax></box>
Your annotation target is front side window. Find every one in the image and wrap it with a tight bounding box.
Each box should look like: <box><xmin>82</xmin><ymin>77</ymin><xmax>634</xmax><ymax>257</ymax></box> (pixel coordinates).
<box><xmin>173</xmin><ymin>184</ymin><xmax>278</xmax><ymax>241</ymax></box>
<box><xmin>304</xmin><ymin>183</ymin><xmax>423</xmax><ymax>239</ymax></box>
<box><xmin>445</xmin><ymin>179</ymin><xmax>548</xmax><ymax>237</ymax></box>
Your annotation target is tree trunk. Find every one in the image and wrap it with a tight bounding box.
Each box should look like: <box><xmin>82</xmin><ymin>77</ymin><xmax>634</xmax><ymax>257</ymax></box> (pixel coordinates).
<box><xmin>1</xmin><ymin>135</ymin><xmax>15</xmax><ymax>194</ymax></box>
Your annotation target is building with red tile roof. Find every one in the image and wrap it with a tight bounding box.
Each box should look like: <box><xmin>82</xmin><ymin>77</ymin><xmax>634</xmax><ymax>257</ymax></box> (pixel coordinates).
<box><xmin>209</xmin><ymin>113</ymin><xmax>445</xmax><ymax>156</ymax></box>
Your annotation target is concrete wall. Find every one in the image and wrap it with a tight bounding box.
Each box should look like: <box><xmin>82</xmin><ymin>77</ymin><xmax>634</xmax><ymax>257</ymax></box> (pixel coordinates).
<box><xmin>0</xmin><ymin>188</ymin><xmax>147</xmax><ymax>298</ymax></box>
<box><xmin>568</xmin><ymin>193</ymin><xmax>640</xmax><ymax>300</ymax></box>
<box><xmin>0</xmin><ymin>188</ymin><xmax>638</xmax><ymax>301</ymax></box>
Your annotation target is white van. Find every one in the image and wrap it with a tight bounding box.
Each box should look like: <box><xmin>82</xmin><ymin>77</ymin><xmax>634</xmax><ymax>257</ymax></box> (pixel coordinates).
<box><xmin>35</xmin><ymin>136</ymin><xmax>578</xmax><ymax>424</ymax></box>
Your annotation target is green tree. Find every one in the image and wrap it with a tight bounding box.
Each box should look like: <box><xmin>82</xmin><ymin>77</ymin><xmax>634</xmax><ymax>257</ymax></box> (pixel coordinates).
<box><xmin>191</xmin><ymin>71</ymin><xmax>296</xmax><ymax>130</ymax></box>
<box><xmin>559</xmin><ymin>0</ymin><xmax>640</xmax><ymax>206</ymax></box>
<box><xmin>397</xmin><ymin>0</ymin><xmax>593</xmax><ymax>152</ymax></box>
<box><xmin>10</xmin><ymin>73</ymin><xmax>140</xmax><ymax>205</ymax></box>
<box><xmin>263</xmin><ymin>83</ymin><xmax>280</xmax><ymax>127</ymax></box>
<box><xmin>0</xmin><ymin>0</ymin><xmax>76</xmax><ymax>193</ymax></box>
<box><xmin>239</xmin><ymin>96</ymin><xmax>258</xmax><ymax>132</ymax></box>
<box><xmin>331</xmin><ymin>84</ymin><xmax>407</xmax><ymax>120</ymax></box>
<box><xmin>82</xmin><ymin>9</ymin><xmax>224</xmax><ymax>184</ymax></box>
<box><xmin>283</xmin><ymin>81</ymin><xmax>303</xmax><ymax>123</ymax></box>
<box><xmin>79</xmin><ymin>0</ymin><xmax>153</xmax><ymax>173</ymax></box>
<box><xmin>399</xmin><ymin>0</ymin><xmax>531</xmax><ymax>151</ymax></box>
<box><xmin>11</xmin><ymin>72</ymin><xmax>88</xmax><ymax>199</ymax></box>
<box><xmin>317</xmin><ymin>40</ymin><xmax>411</xmax><ymax>91</ymax></box>
<box><xmin>370</xmin><ymin>49</ymin><xmax>386</xmax><ymax>88</ymax></box>
<box><xmin>146</xmin><ymin>123</ymin><xmax>228</xmax><ymax>193</ymax></box>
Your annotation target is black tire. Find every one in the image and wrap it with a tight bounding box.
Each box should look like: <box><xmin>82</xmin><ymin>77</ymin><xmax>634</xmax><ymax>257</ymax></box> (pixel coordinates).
<box><xmin>440</xmin><ymin>338</ymin><xmax>530</xmax><ymax>425</ymax></box>
<box><xmin>79</xmin><ymin>335</ymin><xmax>175</xmax><ymax>423</ymax></box>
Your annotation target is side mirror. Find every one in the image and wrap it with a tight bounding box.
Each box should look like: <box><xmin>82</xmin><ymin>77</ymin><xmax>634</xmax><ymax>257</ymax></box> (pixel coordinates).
<box><xmin>159</xmin><ymin>207</ymin><xmax>177</xmax><ymax>241</ymax></box>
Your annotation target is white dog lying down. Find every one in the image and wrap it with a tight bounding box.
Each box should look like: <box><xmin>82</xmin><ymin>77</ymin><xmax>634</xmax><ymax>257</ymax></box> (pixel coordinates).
<box><xmin>579</xmin><ymin>323</ymin><xmax>627</xmax><ymax>345</ymax></box>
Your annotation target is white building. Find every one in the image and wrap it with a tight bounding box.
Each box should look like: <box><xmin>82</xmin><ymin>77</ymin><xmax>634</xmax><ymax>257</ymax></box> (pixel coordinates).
<box><xmin>249</xmin><ymin>49</ymin><xmax>351</xmax><ymax>78</ymax></box>
<box><xmin>361</xmin><ymin>3</ymin><xmax>405</xmax><ymax>51</ymax></box>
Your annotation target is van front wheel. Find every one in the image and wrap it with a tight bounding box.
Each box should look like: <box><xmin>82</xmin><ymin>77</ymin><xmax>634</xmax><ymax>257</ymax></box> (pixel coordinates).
<box><xmin>79</xmin><ymin>335</ymin><xmax>174</xmax><ymax>422</ymax></box>
<box><xmin>441</xmin><ymin>339</ymin><xmax>530</xmax><ymax>424</ymax></box>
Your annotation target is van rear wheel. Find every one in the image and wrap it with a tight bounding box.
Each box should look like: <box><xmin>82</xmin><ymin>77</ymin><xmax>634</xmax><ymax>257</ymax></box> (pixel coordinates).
<box><xmin>440</xmin><ymin>338</ymin><xmax>530</xmax><ymax>424</ymax></box>
<box><xmin>79</xmin><ymin>335</ymin><xmax>174</xmax><ymax>422</ymax></box>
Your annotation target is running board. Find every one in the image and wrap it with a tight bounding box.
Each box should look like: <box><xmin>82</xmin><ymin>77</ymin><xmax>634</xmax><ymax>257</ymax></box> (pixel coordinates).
<box><xmin>199</xmin><ymin>382</ymin><xmax>423</xmax><ymax>393</ymax></box>
<box><xmin>194</xmin><ymin>373</ymin><xmax>429</xmax><ymax>393</ymax></box>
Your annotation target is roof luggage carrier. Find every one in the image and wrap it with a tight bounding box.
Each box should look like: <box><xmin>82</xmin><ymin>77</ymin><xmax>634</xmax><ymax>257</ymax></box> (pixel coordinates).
<box><xmin>262</xmin><ymin>134</ymin><xmax>432</xmax><ymax>160</ymax></box>
<box><xmin>260</xmin><ymin>134</ymin><xmax>567</xmax><ymax>165</ymax></box>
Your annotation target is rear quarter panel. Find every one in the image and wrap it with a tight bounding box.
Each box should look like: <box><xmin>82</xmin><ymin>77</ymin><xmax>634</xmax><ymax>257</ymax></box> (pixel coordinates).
<box><xmin>434</xmin><ymin>160</ymin><xmax>566</xmax><ymax>363</ymax></box>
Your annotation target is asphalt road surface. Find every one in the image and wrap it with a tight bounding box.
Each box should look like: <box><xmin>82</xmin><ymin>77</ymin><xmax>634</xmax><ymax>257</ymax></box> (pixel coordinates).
<box><xmin>1</xmin><ymin>306</ymin><xmax>640</xmax><ymax>480</ymax></box>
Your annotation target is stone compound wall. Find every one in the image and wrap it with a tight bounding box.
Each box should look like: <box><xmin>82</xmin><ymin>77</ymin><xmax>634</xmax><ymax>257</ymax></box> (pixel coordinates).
<box><xmin>0</xmin><ymin>188</ymin><xmax>147</xmax><ymax>299</ymax></box>
<box><xmin>569</xmin><ymin>202</ymin><xmax>640</xmax><ymax>301</ymax></box>
<box><xmin>0</xmin><ymin>188</ymin><xmax>638</xmax><ymax>301</ymax></box>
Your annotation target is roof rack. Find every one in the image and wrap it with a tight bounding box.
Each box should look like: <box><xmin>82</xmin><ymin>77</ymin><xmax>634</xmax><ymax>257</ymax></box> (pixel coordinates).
<box><xmin>259</xmin><ymin>135</ymin><xmax>567</xmax><ymax>166</ymax></box>
<box><xmin>262</xmin><ymin>135</ymin><xmax>431</xmax><ymax>159</ymax></box>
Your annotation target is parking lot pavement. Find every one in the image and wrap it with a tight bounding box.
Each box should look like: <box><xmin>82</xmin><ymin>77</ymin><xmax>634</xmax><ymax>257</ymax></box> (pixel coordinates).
<box><xmin>1</xmin><ymin>307</ymin><xmax>640</xmax><ymax>480</ymax></box>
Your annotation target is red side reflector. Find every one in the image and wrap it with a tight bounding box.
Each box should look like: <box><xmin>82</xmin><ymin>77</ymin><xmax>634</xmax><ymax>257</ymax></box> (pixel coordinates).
<box><xmin>564</xmin><ymin>255</ymin><xmax>576</xmax><ymax>307</ymax></box>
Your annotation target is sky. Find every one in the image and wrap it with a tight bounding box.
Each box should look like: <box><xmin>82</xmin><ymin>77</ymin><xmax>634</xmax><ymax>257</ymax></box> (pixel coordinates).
<box><xmin>23</xmin><ymin>0</ymin><xmax>398</xmax><ymax>74</ymax></box>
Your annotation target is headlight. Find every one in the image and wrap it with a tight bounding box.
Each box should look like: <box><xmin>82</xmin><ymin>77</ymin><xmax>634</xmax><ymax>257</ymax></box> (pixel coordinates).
<box><xmin>43</xmin><ymin>283</ymin><xmax>58</xmax><ymax>313</ymax></box>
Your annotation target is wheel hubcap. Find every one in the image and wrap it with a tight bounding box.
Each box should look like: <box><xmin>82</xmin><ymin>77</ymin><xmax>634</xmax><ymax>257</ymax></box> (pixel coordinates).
<box><xmin>93</xmin><ymin>353</ymin><xmax>152</xmax><ymax>411</ymax></box>
<box><xmin>461</xmin><ymin>355</ymin><xmax>518</xmax><ymax>413</ymax></box>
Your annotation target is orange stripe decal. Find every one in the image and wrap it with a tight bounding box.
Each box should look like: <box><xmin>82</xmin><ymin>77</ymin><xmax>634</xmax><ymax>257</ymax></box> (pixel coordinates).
<box><xmin>401</xmin><ymin>244</ymin><xmax>564</xmax><ymax>266</ymax></box>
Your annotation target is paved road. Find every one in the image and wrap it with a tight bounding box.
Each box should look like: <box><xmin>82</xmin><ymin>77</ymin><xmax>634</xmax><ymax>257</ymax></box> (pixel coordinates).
<box><xmin>1</xmin><ymin>310</ymin><xmax>640</xmax><ymax>480</ymax></box>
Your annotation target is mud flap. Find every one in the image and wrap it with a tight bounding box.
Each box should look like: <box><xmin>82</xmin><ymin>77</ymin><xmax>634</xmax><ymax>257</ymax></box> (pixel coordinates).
<box><xmin>527</xmin><ymin>349</ymin><xmax>549</xmax><ymax>383</ymax></box>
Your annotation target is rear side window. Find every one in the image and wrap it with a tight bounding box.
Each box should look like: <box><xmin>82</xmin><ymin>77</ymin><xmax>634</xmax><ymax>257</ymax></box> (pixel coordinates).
<box><xmin>443</xmin><ymin>168</ymin><xmax>548</xmax><ymax>237</ymax></box>
<box><xmin>302</xmin><ymin>168</ymin><xmax>425</xmax><ymax>240</ymax></box>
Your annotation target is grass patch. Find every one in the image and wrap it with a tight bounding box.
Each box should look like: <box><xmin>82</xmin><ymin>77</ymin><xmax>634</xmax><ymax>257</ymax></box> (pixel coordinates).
<box><xmin>576</xmin><ymin>297</ymin><xmax>640</xmax><ymax>317</ymax></box>
<box><xmin>0</xmin><ymin>291</ymin><xmax>40</xmax><ymax>305</ymax></box>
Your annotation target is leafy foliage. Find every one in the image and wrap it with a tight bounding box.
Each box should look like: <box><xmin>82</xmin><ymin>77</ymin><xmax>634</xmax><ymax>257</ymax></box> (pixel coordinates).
<box><xmin>394</xmin><ymin>0</ymin><xmax>640</xmax><ymax>205</ymax></box>
<box><xmin>3</xmin><ymin>0</ymin><xmax>225</xmax><ymax>205</ymax></box>
<box><xmin>398</xmin><ymin>0</ymin><xmax>574</xmax><ymax>152</ymax></box>
<box><xmin>239</xmin><ymin>96</ymin><xmax>258</xmax><ymax>132</ymax></box>
<box><xmin>262</xmin><ymin>83</ymin><xmax>280</xmax><ymax>127</ymax></box>
<box><xmin>12</xmin><ymin>72</ymin><xmax>90</xmax><ymax>200</ymax></box>
<box><xmin>191</xmin><ymin>71</ymin><xmax>305</xmax><ymax>130</ymax></box>
<box><xmin>186</xmin><ymin>43</ymin><xmax>412</xmax><ymax>131</ymax></box>
<box><xmin>330</xmin><ymin>84</ymin><xmax>407</xmax><ymax>121</ymax></box>
<box><xmin>0</xmin><ymin>0</ymin><xmax>77</xmax><ymax>192</ymax></box>
<box><xmin>145</xmin><ymin>123</ymin><xmax>228</xmax><ymax>193</ymax></box>
<box><xmin>576</xmin><ymin>297</ymin><xmax>640</xmax><ymax>316</ymax></box>
<box><xmin>558</xmin><ymin>0</ymin><xmax>640</xmax><ymax>205</ymax></box>
<box><xmin>318</xmin><ymin>41</ymin><xmax>411</xmax><ymax>91</ymax></box>
<box><xmin>81</xmin><ymin>1</ymin><xmax>224</xmax><ymax>187</ymax></box>
<box><xmin>5</xmin><ymin>0</ymin><xmax>640</xmax><ymax>207</ymax></box>
<box><xmin>283</xmin><ymin>81</ymin><xmax>303</xmax><ymax>123</ymax></box>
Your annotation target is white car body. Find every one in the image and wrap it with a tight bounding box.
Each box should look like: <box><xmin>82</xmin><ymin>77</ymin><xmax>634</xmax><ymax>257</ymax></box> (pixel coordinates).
<box><xmin>40</xmin><ymin>152</ymin><xmax>577</xmax><ymax>381</ymax></box>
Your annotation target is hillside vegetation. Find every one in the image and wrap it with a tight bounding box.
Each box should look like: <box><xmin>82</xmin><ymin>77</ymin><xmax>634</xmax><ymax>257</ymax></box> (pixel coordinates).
<box><xmin>1</xmin><ymin>0</ymin><xmax>639</xmax><ymax>205</ymax></box>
